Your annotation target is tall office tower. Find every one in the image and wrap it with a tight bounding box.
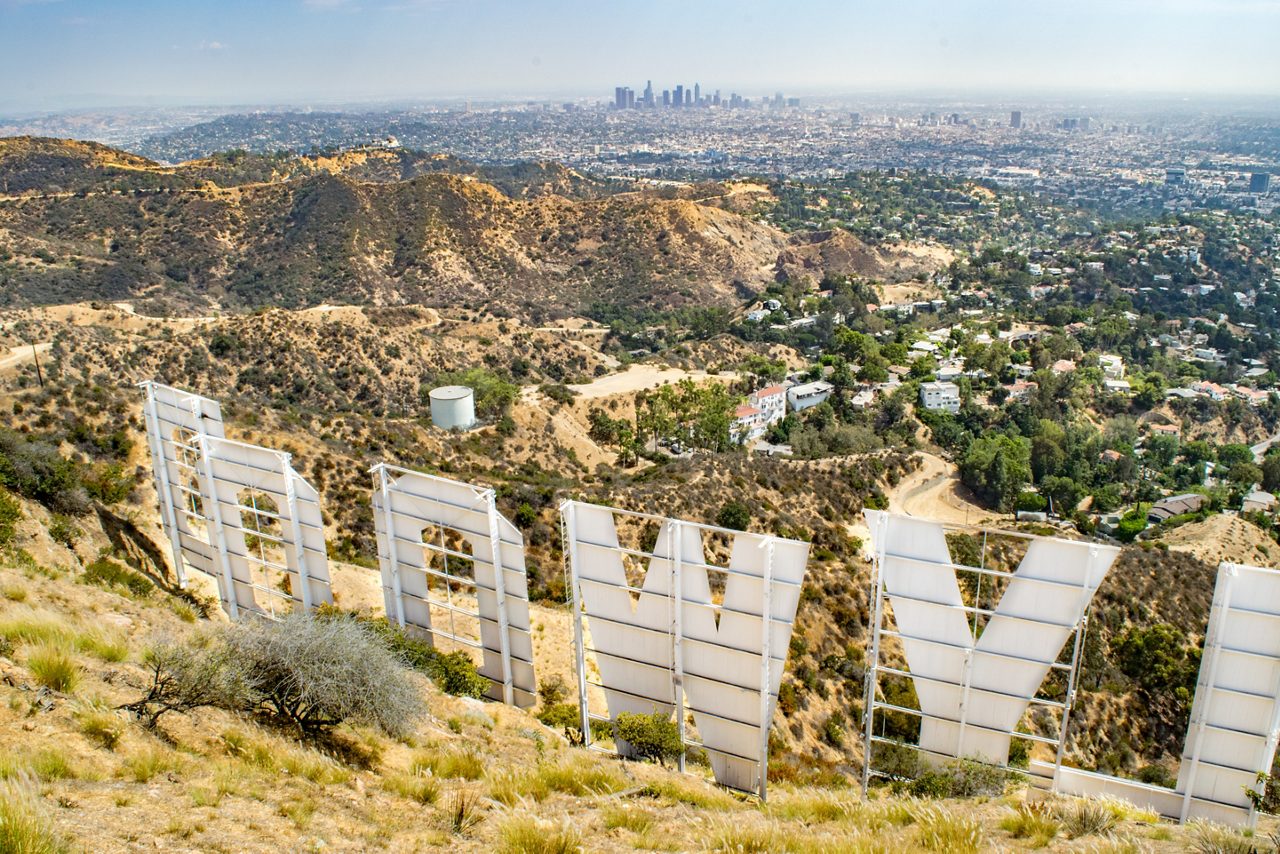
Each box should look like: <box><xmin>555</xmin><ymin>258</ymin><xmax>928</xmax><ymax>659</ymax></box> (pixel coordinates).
<box><xmin>1251</xmin><ymin>173</ymin><xmax>1272</xmax><ymax>194</ymax></box>
<box><xmin>614</xmin><ymin>87</ymin><xmax>626</xmax><ymax>110</ymax></box>
<box><xmin>1010</xmin><ymin>110</ymin><xmax>1022</xmax><ymax>129</ymax></box>
<box><xmin>713</xmin><ymin>89</ymin><xmax>721</xmax><ymax>107</ymax></box>
<box><xmin>775</xmin><ymin>91</ymin><xmax>784</xmax><ymax>108</ymax></box>
<box><xmin>850</xmin><ymin>112</ymin><xmax>862</xmax><ymax>126</ymax></box>
<box><xmin>694</xmin><ymin>83</ymin><xmax>701</xmax><ymax>105</ymax></box>
<box><xmin>684</xmin><ymin>88</ymin><xmax>692</xmax><ymax>106</ymax></box>
<box><xmin>1079</xmin><ymin>116</ymin><xmax>1092</xmax><ymax>131</ymax></box>
<box><xmin>643</xmin><ymin>80</ymin><xmax>654</xmax><ymax>107</ymax></box>
<box><xmin>673</xmin><ymin>85</ymin><xmax>683</xmax><ymax>107</ymax></box>
<box><xmin>625</xmin><ymin>88</ymin><xmax>635</xmax><ymax>109</ymax></box>
<box><xmin>662</xmin><ymin>89</ymin><xmax>671</xmax><ymax>107</ymax></box>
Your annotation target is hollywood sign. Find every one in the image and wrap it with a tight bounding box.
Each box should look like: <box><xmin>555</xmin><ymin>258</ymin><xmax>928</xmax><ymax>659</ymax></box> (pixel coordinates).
<box><xmin>142</xmin><ymin>383</ymin><xmax>1280</xmax><ymax>820</ymax></box>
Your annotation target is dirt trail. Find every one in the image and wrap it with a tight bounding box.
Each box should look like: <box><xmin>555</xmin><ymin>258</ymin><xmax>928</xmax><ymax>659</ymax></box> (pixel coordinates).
<box><xmin>0</xmin><ymin>341</ymin><xmax>51</xmax><ymax>372</ymax></box>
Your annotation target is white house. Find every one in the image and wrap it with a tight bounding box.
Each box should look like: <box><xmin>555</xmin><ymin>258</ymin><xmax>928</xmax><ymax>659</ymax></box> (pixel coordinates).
<box><xmin>787</xmin><ymin>380</ymin><xmax>834</xmax><ymax>412</ymax></box>
<box><xmin>919</xmin><ymin>381</ymin><xmax>961</xmax><ymax>414</ymax></box>
<box><xmin>731</xmin><ymin>404</ymin><xmax>768</xmax><ymax>444</ymax></box>
<box><xmin>749</xmin><ymin>385</ymin><xmax>787</xmax><ymax>425</ymax></box>
<box><xmin>1099</xmin><ymin>354</ymin><xmax>1125</xmax><ymax>380</ymax></box>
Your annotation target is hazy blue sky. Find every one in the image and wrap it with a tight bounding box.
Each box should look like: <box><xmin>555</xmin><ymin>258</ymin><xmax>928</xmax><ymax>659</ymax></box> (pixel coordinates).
<box><xmin>2</xmin><ymin>0</ymin><xmax>1278</xmax><ymax>110</ymax></box>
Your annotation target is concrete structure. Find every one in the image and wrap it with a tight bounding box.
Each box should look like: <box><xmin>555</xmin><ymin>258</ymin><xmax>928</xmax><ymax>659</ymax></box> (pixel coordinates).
<box><xmin>1099</xmin><ymin>354</ymin><xmax>1125</xmax><ymax>380</ymax></box>
<box><xmin>787</xmin><ymin>380</ymin><xmax>834</xmax><ymax>412</ymax></box>
<box><xmin>429</xmin><ymin>385</ymin><xmax>476</xmax><ymax>430</ymax></box>
<box><xmin>731</xmin><ymin>404</ymin><xmax>768</xmax><ymax>444</ymax></box>
<box><xmin>919</xmin><ymin>381</ymin><xmax>961</xmax><ymax>414</ymax></box>
<box><xmin>1243</xmin><ymin>491</ymin><xmax>1276</xmax><ymax>515</ymax></box>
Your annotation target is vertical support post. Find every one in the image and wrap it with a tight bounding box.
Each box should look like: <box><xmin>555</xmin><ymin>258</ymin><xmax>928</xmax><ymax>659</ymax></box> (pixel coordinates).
<box><xmin>374</xmin><ymin>465</ymin><xmax>406</xmax><ymax>629</ymax></box>
<box><xmin>955</xmin><ymin>649</ymin><xmax>974</xmax><ymax>759</ymax></box>
<box><xmin>758</xmin><ymin>537</ymin><xmax>775</xmax><ymax>801</ymax></box>
<box><xmin>1180</xmin><ymin>563</ymin><xmax>1236</xmax><ymax>824</ymax></box>
<box><xmin>485</xmin><ymin>489</ymin><xmax>515</xmax><ymax>706</ymax></box>
<box><xmin>861</xmin><ymin>512</ymin><xmax>889</xmax><ymax>797</ymax></box>
<box><xmin>669</xmin><ymin>520</ymin><xmax>686</xmax><ymax>773</ymax></box>
<box><xmin>196</xmin><ymin>436</ymin><xmax>239</xmax><ymax>621</ymax></box>
<box><xmin>1252</xmin><ymin>587</ymin><xmax>1280</xmax><ymax>830</ymax></box>
<box><xmin>281</xmin><ymin>453</ymin><xmax>312</xmax><ymax>613</ymax></box>
<box><xmin>565</xmin><ymin>501</ymin><xmax>592</xmax><ymax>750</ymax></box>
<box><xmin>140</xmin><ymin>382</ymin><xmax>188</xmax><ymax>589</ymax></box>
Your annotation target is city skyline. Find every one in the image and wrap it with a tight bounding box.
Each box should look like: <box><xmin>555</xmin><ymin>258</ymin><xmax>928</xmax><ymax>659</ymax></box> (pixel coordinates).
<box><xmin>2</xmin><ymin>0</ymin><xmax>1279</xmax><ymax>113</ymax></box>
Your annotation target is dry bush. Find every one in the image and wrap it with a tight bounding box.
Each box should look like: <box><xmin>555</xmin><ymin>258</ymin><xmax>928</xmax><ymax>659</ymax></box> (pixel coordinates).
<box><xmin>120</xmin><ymin>633</ymin><xmax>250</xmax><ymax>729</ymax></box>
<box><xmin>226</xmin><ymin>613</ymin><xmax>423</xmax><ymax>738</ymax></box>
<box><xmin>999</xmin><ymin>801</ymin><xmax>1060</xmax><ymax>847</ymax></box>
<box><xmin>1059</xmin><ymin>797</ymin><xmax>1119</xmax><ymax>839</ymax></box>
<box><xmin>913</xmin><ymin>806</ymin><xmax>984</xmax><ymax>853</ymax></box>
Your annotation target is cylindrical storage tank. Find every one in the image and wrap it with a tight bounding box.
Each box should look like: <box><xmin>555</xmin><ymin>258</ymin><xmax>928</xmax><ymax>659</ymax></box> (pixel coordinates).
<box><xmin>428</xmin><ymin>385</ymin><xmax>476</xmax><ymax>431</ymax></box>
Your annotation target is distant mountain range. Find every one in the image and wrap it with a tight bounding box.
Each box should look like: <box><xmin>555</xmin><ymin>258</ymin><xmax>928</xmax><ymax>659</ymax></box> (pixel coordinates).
<box><xmin>0</xmin><ymin>137</ymin><xmax>941</xmax><ymax>319</ymax></box>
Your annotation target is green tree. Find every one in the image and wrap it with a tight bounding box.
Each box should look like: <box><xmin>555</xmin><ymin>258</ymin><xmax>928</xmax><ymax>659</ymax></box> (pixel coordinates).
<box><xmin>960</xmin><ymin>435</ymin><xmax>1032</xmax><ymax>510</ymax></box>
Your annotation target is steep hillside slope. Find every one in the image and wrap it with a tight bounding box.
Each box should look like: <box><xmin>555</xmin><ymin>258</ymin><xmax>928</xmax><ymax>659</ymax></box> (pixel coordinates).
<box><xmin>0</xmin><ymin>138</ymin><xmax>944</xmax><ymax>320</ymax></box>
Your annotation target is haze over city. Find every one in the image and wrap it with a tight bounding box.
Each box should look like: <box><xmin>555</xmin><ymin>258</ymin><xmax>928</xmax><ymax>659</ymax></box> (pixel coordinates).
<box><xmin>3</xmin><ymin>0</ymin><xmax>1280</xmax><ymax>111</ymax></box>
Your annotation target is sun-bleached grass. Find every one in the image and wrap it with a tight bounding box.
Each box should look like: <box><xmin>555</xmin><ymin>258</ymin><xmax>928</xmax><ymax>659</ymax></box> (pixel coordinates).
<box><xmin>120</xmin><ymin>743</ymin><xmax>181</xmax><ymax>783</ymax></box>
<box><xmin>601</xmin><ymin>802</ymin><xmax>656</xmax><ymax>834</ymax></box>
<box><xmin>1059</xmin><ymin>796</ymin><xmax>1119</xmax><ymax>839</ymax></box>
<box><xmin>75</xmin><ymin>630</ymin><xmax>128</xmax><ymax>663</ymax></box>
<box><xmin>0</xmin><ymin>607</ymin><xmax>74</xmax><ymax>647</ymax></box>
<box><xmin>0</xmin><ymin>777</ymin><xmax>70</xmax><ymax>854</ymax></box>
<box><xmin>498</xmin><ymin>813</ymin><xmax>583</xmax><ymax>854</ymax></box>
<box><xmin>25</xmin><ymin>642</ymin><xmax>78</xmax><ymax>692</ymax></box>
<box><xmin>220</xmin><ymin>728</ymin><xmax>350</xmax><ymax>784</ymax></box>
<box><xmin>1189</xmin><ymin>820</ymin><xmax>1260</xmax><ymax>854</ymax></box>
<box><xmin>766</xmin><ymin>788</ymin><xmax>864</xmax><ymax>824</ymax></box>
<box><xmin>638</xmin><ymin>777</ymin><xmax>739</xmax><ymax>810</ymax></box>
<box><xmin>488</xmin><ymin>756</ymin><xmax>627</xmax><ymax>806</ymax></box>
<box><xmin>999</xmin><ymin>801</ymin><xmax>1060</xmax><ymax>847</ymax></box>
<box><xmin>701</xmin><ymin>818</ymin><xmax>791</xmax><ymax>853</ymax></box>
<box><xmin>913</xmin><ymin>805</ymin><xmax>984</xmax><ymax>853</ymax></box>
<box><xmin>1097</xmin><ymin>794</ymin><xmax>1159</xmax><ymax>824</ymax></box>
<box><xmin>0</xmin><ymin>748</ymin><xmax>80</xmax><ymax>783</ymax></box>
<box><xmin>445</xmin><ymin>790</ymin><xmax>484</xmax><ymax>834</ymax></box>
<box><xmin>77</xmin><ymin>709</ymin><xmax>124</xmax><ymax>751</ymax></box>
<box><xmin>412</xmin><ymin>744</ymin><xmax>484</xmax><ymax>780</ymax></box>
<box><xmin>383</xmin><ymin>771</ymin><xmax>441</xmax><ymax>805</ymax></box>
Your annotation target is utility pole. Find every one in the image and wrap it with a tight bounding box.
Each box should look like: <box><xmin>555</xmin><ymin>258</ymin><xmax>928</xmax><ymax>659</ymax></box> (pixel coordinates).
<box><xmin>31</xmin><ymin>342</ymin><xmax>43</xmax><ymax>388</ymax></box>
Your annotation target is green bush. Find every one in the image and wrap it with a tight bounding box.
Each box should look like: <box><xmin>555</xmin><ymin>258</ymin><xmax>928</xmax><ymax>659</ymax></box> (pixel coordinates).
<box><xmin>715</xmin><ymin>500</ymin><xmax>751</xmax><ymax>531</ymax></box>
<box><xmin>82</xmin><ymin>557</ymin><xmax>153</xmax><ymax>598</ymax></box>
<box><xmin>0</xmin><ymin>489</ymin><xmax>19</xmax><ymax>548</ymax></box>
<box><xmin>907</xmin><ymin>759</ymin><xmax>1015</xmax><ymax>799</ymax></box>
<box><xmin>614</xmin><ymin>711</ymin><xmax>683</xmax><ymax>766</ymax></box>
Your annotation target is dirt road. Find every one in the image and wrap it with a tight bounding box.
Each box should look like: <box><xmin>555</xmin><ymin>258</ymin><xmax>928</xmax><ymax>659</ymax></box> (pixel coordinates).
<box><xmin>0</xmin><ymin>341</ymin><xmax>51</xmax><ymax>373</ymax></box>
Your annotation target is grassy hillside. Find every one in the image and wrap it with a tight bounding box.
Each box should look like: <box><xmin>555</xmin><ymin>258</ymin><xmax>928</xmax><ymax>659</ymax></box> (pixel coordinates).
<box><xmin>0</xmin><ymin>497</ymin><xmax>1261</xmax><ymax>853</ymax></box>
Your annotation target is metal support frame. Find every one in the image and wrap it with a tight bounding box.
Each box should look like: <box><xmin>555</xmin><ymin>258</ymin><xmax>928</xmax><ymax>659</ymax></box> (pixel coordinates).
<box><xmin>373</xmin><ymin>464</ymin><xmax>521</xmax><ymax>705</ymax></box>
<box><xmin>562</xmin><ymin>499</ymin><xmax>792</xmax><ymax>799</ymax></box>
<box><xmin>860</xmin><ymin>513</ymin><xmax>1099</xmax><ymax>797</ymax></box>
<box><xmin>195</xmin><ymin>434</ymin><xmax>240</xmax><ymax>621</ymax></box>
<box><xmin>282</xmin><ymin>455</ymin><xmax>312</xmax><ymax>612</ymax></box>
<box><xmin>485</xmin><ymin>490</ymin><xmax>515</xmax><ymax>706</ymax></box>
<box><xmin>1180</xmin><ymin>563</ymin><xmax>1236</xmax><ymax>824</ymax></box>
<box><xmin>565</xmin><ymin>501</ymin><xmax>593</xmax><ymax>750</ymax></box>
<box><xmin>140</xmin><ymin>382</ymin><xmax>188</xmax><ymax>589</ymax></box>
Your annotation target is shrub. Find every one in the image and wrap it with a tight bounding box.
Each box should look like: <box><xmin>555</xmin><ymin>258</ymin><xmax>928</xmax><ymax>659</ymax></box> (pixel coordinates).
<box><xmin>1190</xmin><ymin>820</ymin><xmax>1261</xmax><ymax>854</ymax></box>
<box><xmin>907</xmin><ymin>759</ymin><xmax>1013</xmax><ymax>799</ymax></box>
<box><xmin>26</xmin><ymin>643</ymin><xmax>78</xmax><ymax>693</ymax></box>
<box><xmin>715</xmin><ymin>500</ymin><xmax>752</xmax><ymax>531</ymax></box>
<box><xmin>0</xmin><ymin>489</ymin><xmax>20</xmax><ymax>548</ymax></box>
<box><xmin>122</xmin><ymin>744</ymin><xmax>180</xmax><ymax>783</ymax></box>
<box><xmin>82</xmin><ymin>556</ymin><xmax>153</xmax><ymax>597</ymax></box>
<box><xmin>614</xmin><ymin>711</ymin><xmax>683</xmax><ymax>766</ymax></box>
<box><xmin>538</xmin><ymin>673</ymin><xmax>568</xmax><ymax>706</ymax></box>
<box><xmin>332</xmin><ymin>611</ymin><xmax>488</xmax><ymax>699</ymax></box>
<box><xmin>120</xmin><ymin>634</ymin><xmax>251</xmax><ymax>729</ymax></box>
<box><xmin>0</xmin><ymin>608</ymin><xmax>73</xmax><ymax>647</ymax></box>
<box><xmin>226</xmin><ymin>613</ymin><xmax>424</xmax><ymax>738</ymax></box>
<box><xmin>445</xmin><ymin>790</ymin><xmax>484</xmax><ymax>834</ymax></box>
<box><xmin>0</xmin><ymin>777</ymin><xmax>70</xmax><ymax>854</ymax></box>
<box><xmin>46</xmin><ymin>516</ymin><xmax>80</xmax><ymax>550</ymax></box>
<box><xmin>76</xmin><ymin>630</ymin><xmax>128</xmax><ymax>663</ymax></box>
<box><xmin>601</xmin><ymin>803</ymin><xmax>656</xmax><ymax>834</ymax></box>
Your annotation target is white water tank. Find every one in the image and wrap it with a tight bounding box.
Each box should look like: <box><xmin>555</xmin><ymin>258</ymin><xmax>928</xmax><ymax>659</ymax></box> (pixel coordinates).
<box><xmin>428</xmin><ymin>385</ymin><xmax>476</xmax><ymax>431</ymax></box>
